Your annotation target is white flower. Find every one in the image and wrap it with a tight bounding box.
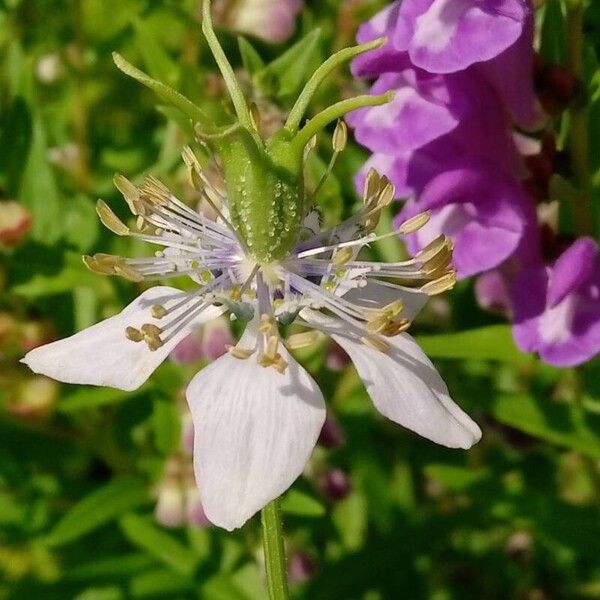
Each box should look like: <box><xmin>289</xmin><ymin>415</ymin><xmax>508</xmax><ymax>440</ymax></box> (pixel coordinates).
<box><xmin>23</xmin><ymin>154</ymin><xmax>481</xmax><ymax>530</ymax></box>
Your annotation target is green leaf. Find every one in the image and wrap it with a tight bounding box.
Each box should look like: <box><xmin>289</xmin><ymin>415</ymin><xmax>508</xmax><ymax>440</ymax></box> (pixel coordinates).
<box><xmin>44</xmin><ymin>478</ymin><xmax>150</xmax><ymax>547</ymax></box>
<box><xmin>151</xmin><ymin>400</ymin><xmax>181</xmax><ymax>455</ymax></box>
<box><xmin>58</xmin><ymin>387</ymin><xmax>137</xmax><ymax>414</ymax></box>
<box><xmin>238</xmin><ymin>37</ymin><xmax>264</xmax><ymax>76</ymax></box>
<box><xmin>256</xmin><ymin>29</ymin><xmax>322</xmax><ymax>99</ymax></box>
<box><xmin>281</xmin><ymin>489</ymin><xmax>325</xmax><ymax>517</ymax></box>
<box><xmin>129</xmin><ymin>568</ymin><xmax>195</xmax><ymax>598</ymax></box>
<box><xmin>112</xmin><ymin>52</ymin><xmax>213</xmax><ymax>130</ymax></box>
<box><xmin>119</xmin><ymin>514</ymin><xmax>196</xmax><ymax>577</ymax></box>
<box><xmin>133</xmin><ymin>19</ymin><xmax>179</xmax><ymax>87</ymax></box>
<box><xmin>0</xmin><ymin>96</ymin><xmax>32</xmax><ymax>195</ymax></box>
<box><xmin>490</xmin><ymin>394</ymin><xmax>600</xmax><ymax>458</ymax></box>
<box><xmin>74</xmin><ymin>586</ymin><xmax>124</xmax><ymax>600</ymax></box>
<box><xmin>416</xmin><ymin>325</ymin><xmax>529</xmax><ymax>364</ymax></box>
<box><xmin>332</xmin><ymin>490</ymin><xmax>367</xmax><ymax>551</ymax></box>
<box><xmin>63</xmin><ymin>195</ymin><xmax>100</xmax><ymax>252</ymax></box>
<box><xmin>424</xmin><ymin>464</ymin><xmax>490</xmax><ymax>492</ymax></box>
<box><xmin>19</xmin><ymin>113</ymin><xmax>62</xmax><ymax>244</ymax></box>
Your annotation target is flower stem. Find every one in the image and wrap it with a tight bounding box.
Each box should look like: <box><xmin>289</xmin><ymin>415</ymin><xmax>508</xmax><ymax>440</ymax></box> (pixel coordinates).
<box><xmin>260</xmin><ymin>499</ymin><xmax>290</xmax><ymax>600</ymax></box>
<box><xmin>565</xmin><ymin>0</ymin><xmax>592</xmax><ymax>235</ymax></box>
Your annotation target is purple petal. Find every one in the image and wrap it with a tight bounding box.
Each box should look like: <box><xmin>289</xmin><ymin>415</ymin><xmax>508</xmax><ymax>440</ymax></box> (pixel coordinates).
<box><xmin>547</xmin><ymin>238</ymin><xmax>598</xmax><ymax>308</ymax></box>
<box><xmin>401</xmin><ymin>0</ymin><xmax>529</xmax><ymax>74</ymax></box>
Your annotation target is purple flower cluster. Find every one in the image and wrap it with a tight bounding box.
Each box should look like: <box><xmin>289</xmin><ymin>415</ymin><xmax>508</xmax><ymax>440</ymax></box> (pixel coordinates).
<box><xmin>349</xmin><ymin>0</ymin><xmax>600</xmax><ymax>367</ymax></box>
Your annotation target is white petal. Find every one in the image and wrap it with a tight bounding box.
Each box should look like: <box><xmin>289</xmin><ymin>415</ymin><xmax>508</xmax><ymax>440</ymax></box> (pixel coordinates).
<box><xmin>22</xmin><ymin>286</ymin><xmax>224</xmax><ymax>391</ymax></box>
<box><xmin>186</xmin><ymin>347</ymin><xmax>326</xmax><ymax>531</ymax></box>
<box><xmin>331</xmin><ymin>332</ymin><xmax>481</xmax><ymax>449</ymax></box>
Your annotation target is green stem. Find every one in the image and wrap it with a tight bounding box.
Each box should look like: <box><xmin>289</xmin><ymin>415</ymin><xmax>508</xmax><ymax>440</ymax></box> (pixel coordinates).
<box><xmin>261</xmin><ymin>499</ymin><xmax>289</xmax><ymax>600</ymax></box>
<box><xmin>201</xmin><ymin>0</ymin><xmax>253</xmax><ymax>130</ymax></box>
<box><xmin>566</xmin><ymin>0</ymin><xmax>592</xmax><ymax>235</ymax></box>
<box><xmin>292</xmin><ymin>92</ymin><xmax>393</xmax><ymax>152</ymax></box>
<box><xmin>285</xmin><ymin>37</ymin><xmax>386</xmax><ymax>133</ymax></box>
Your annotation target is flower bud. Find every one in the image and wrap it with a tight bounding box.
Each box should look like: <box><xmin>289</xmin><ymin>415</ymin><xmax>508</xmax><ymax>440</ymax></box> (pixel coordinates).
<box><xmin>5</xmin><ymin>376</ymin><xmax>58</xmax><ymax>419</ymax></box>
<box><xmin>202</xmin><ymin>316</ymin><xmax>234</xmax><ymax>360</ymax></box>
<box><xmin>288</xmin><ymin>551</ymin><xmax>317</xmax><ymax>584</ymax></box>
<box><xmin>0</xmin><ymin>202</ymin><xmax>31</xmax><ymax>247</ymax></box>
<box><xmin>184</xmin><ymin>485</ymin><xmax>213</xmax><ymax>528</ymax></box>
<box><xmin>317</xmin><ymin>468</ymin><xmax>351</xmax><ymax>501</ymax></box>
<box><xmin>154</xmin><ymin>480</ymin><xmax>186</xmax><ymax>528</ymax></box>
<box><xmin>170</xmin><ymin>329</ymin><xmax>205</xmax><ymax>364</ymax></box>
<box><xmin>317</xmin><ymin>412</ymin><xmax>345</xmax><ymax>449</ymax></box>
<box><xmin>325</xmin><ymin>343</ymin><xmax>351</xmax><ymax>372</ymax></box>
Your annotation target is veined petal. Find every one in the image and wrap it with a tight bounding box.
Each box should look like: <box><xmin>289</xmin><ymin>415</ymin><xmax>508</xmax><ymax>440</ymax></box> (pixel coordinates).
<box><xmin>331</xmin><ymin>331</ymin><xmax>481</xmax><ymax>449</ymax></box>
<box><xmin>22</xmin><ymin>287</ymin><xmax>224</xmax><ymax>391</ymax></box>
<box><xmin>186</xmin><ymin>346</ymin><xmax>326</xmax><ymax>531</ymax></box>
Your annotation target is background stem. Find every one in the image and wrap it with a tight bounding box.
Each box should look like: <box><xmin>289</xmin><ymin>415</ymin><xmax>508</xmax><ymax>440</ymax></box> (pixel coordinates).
<box><xmin>566</xmin><ymin>0</ymin><xmax>592</xmax><ymax>235</ymax></box>
<box><xmin>261</xmin><ymin>499</ymin><xmax>290</xmax><ymax>600</ymax></box>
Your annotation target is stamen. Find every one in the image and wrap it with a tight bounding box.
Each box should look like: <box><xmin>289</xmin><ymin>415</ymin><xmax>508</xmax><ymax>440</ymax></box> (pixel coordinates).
<box><xmin>398</xmin><ymin>211</ymin><xmax>431</xmax><ymax>234</ymax></box>
<box><xmin>285</xmin><ymin>331</ymin><xmax>319</xmax><ymax>350</ymax></box>
<box><xmin>415</xmin><ymin>235</ymin><xmax>447</xmax><ymax>262</ymax></box>
<box><xmin>151</xmin><ymin>304</ymin><xmax>168</xmax><ymax>319</ymax></box>
<box><xmin>332</xmin><ymin>120</ymin><xmax>347</xmax><ymax>152</ymax></box>
<box><xmin>420</xmin><ymin>270</ymin><xmax>457</xmax><ymax>295</ymax></box>
<box><xmin>114</xmin><ymin>263</ymin><xmax>144</xmax><ymax>282</ymax></box>
<box><xmin>96</xmin><ymin>200</ymin><xmax>130</xmax><ymax>236</ymax></box>
<box><xmin>114</xmin><ymin>174</ymin><xmax>143</xmax><ymax>216</ymax></box>
<box><xmin>361</xmin><ymin>334</ymin><xmax>390</xmax><ymax>353</ymax></box>
<box><xmin>363</xmin><ymin>168</ymin><xmax>381</xmax><ymax>203</ymax></box>
<box><xmin>227</xmin><ymin>345</ymin><xmax>255</xmax><ymax>359</ymax></box>
<box><xmin>332</xmin><ymin>247</ymin><xmax>354</xmax><ymax>266</ymax></box>
<box><xmin>125</xmin><ymin>327</ymin><xmax>143</xmax><ymax>342</ymax></box>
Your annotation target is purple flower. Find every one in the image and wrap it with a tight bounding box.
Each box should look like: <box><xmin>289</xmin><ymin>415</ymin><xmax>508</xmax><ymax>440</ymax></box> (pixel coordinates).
<box><xmin>352</xmin><ymin>0</ymin><xmax>539</xmax><ymax>128</ymax></box>
<box><xmin>397</xmin><ymin>164</ymin><xmax>534</xmax><ymax>278</ymax></box>
<box><xmin>511</xmin><ymin>238</ymin><xmax>600</xmax><ymax>366</ymax></box>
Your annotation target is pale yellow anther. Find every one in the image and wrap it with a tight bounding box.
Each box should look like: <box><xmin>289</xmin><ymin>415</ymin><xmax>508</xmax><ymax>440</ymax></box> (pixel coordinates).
<box><xmin>113</xmin><ymin>174</ymin><xmax>141</xmax><ymax>216</ymax></box>
<box><xmin>333</xmin><ymin>247</ymin><xmax>353</xmax><ymax>266</ymax></box>
<box><xmin>376</xmin><ymin>180</ymin><xmax>395</xmax><ymax>208</ymax></box>
<box><xmin>140</xmin><ymin>175</ymin><xmax>171</xmax><ymax>206</ymax></box>
<box><xmin>145</xmin><ymin>336</ymin><xmax>164</xmax><ymax>351</ymax></box>
<box><xmin>274</xmin><ymin>354</ymin><xmax>288</xmax><ymax>374</ymax></box>
<box><xmin>82</xmin><ymin>255</ymin><xmax>114</xmax><ymax>275</ymax></box>
<box><xmin>227</xmin><ymin>345</ymin><xmax>255</xmax><ymax>359</ymax></box>
<box><xmin>125</xmin><ymin>326</ymin><xmax>144</xmax><ymax>342</ymax></box>
<box><xmin>259</xmin><ymin>314</ymin><xmax>276</xmax><ymax>335</ymax></box>
<box><xmin>414</xmin><ymin>234</ymin><xmax>447</xmax><ymax>263</ymax></box>
<box><xmin>422</xmin><ymin>245</ymin><xmax>453</xmax><ymax>276</ymax></box>
<box><xmin>265</xmin><ymin>335</ymin><xmax>279</xmax><ymax>360</ymax></box>
<box><xmin>366</xmin><ymin>315</ymin><xmax>390</xmax><ymax>334</ymax></box>
<box><xmin>303</xmin><ymin>135</ymin><xmax>318</xmax><ymax>162</ymax></box>
<box><xmin>382</xmin><ymin>300</ymin><xmax>404</xmax><ymax>318</ymax></box>
<box><xmin>114</xmin><ymin>263</ymin><xmax>144</xmax><ymax>283</ymax></box>
<box><xmin>229</xmin><ymin>286</ymin><xmax>242</xmax><ymax>302</ymax></box>
<box><xmin>96</xmin><ymin>200</ymin><xmax>130</xmax><ymax>236</ymax></box>
<box><xmin>332</xmin><ymin>120</ymin><xmax>348</xmax><ymax>153</ymax></box>
<box><xmin>285</xmin><ymin>331</ymin><xmax>319</xmax><ymax>350</ymax></box>
<box><xmin>398</xmin><ymin>211</ymin><xmax>431</xmax><ymax>235</ymax></box>
<box><xmin>151</xmin><ymin>305</ymin><xmax>168</xmax><ymax>319</ymax></box>
<box><xmin>361</xmin><ymin>334</ymin><xmax>390</xmax><ymax>353</ymax></box>
<box><xmin>420</xmin><ymin>271</ymin><xmax>457</xmax><ymax>295</ymax></box>
<box><xmin>141</xmin><ymin>323</ymin><xmax>162</xmax><ymax>336</ymax></box>
<box><xmin>363</xmin><ymin>168</ymin><xmax>381</xmax><ymax>202</ymax></box>
<box><xmin>181</xmin><ymin>147</ymin><xmax>204</xmax><ymax>192</ymax></box>
<box><xmin>249</xmin><ymin>102</ymin><xmax>261</xmax><ymax>132</ymax></box>
<box><xmin>382</xmin><ymin>319</ymin><xmax>411</xmax><ymax>337</ymax></box>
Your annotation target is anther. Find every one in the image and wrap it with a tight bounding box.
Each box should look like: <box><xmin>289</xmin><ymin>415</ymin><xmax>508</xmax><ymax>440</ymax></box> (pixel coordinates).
<box><xmin>285</xmin><ymin>331</ymin><xmax>319</xmax><ymax>350</ymax></box>
<box><xmin>141</xmin><ymin>323</ymin><xmax>162</xmax><ymax>336</ymax></box>
<box><xmin>361</xmin><ymin>334</ymin><xmax>390</xmax><ymax>353</ymax></box>
<box><xmin>363</xmin><ymin>168</ymin><xmax>381</xmax><ymax>202</ymax></box>
<box><xmin>332</xmin><ymin>120</ymin><xmax>348</xmax><ymax>152</ymax></box>
<box><xmin>249</xmin><ymin>102</ymin><xmax>261</xmax><ymax>132</ymax></box>
<box><xmin>96</xmin><ymin>200</ymin><xmax>130</xmax><ymax>236</ymax></box>
<box><xmin>376</xmin><ymin>179</ymin><xmax>395</xmax><ymax>208</ymax></box>
<box><xmin>114</xmin><ymin>263</ymin><xmax>144</xmax><ymax>283</ymax></box>
<box><xmin>420</xmin><ymin>271</ymin><xmax>457</xmax><ymax>295</ymax></box>
<box><xmin>125</xmin><ymin>326</ymin><xmax>144</xmax><ymax>342</ymax></box>
<box><xmin>265</xmin><ymin>335</ymin><xmax>279</xmax><ymax>360</ymax></box>
<box><xmin>332</xmin><ymin>247</ymin><xmax>353</xmax><ymax>266</ymax></box>
<box><xmin>227</xmin><ymin>345</ymin><xmax>255</xmax><ymax>359</ymax></box>
<box><xmin>398</xmin><ymin>211</ymin><xmax>431</xmax><ymax>235</ymax></box>
<box><xmin>151</xmin><ymin>305</ymin><xmax>168</xmax><ymax>319</ymax></box>
<box><xmin>415</xmin><ymin>235</ymin><xmax>447</xmax><ymax>263</ymax></box>
<box><xmin>113</xmin><ymin>174</ymin><xmax>142</xmax><ymax>216</ymax></box>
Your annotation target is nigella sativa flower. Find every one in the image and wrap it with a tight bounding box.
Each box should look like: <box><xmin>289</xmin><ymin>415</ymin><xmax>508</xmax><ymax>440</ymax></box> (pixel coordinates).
<box><xmin>22</xmin><ymin>2</ymin><xmax>480</xmax><ymax>530</ymax></box>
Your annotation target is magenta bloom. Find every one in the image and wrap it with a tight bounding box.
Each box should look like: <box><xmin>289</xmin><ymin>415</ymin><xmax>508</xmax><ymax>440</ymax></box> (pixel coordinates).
<box><xmin>511</xmin><ymin>239</ymin><xmax>600</xmax><ymax>366</ymax></box>
<box><xmin>352</xmin><ymin>0</ymin><xmax>539</xmax><ymax>128</ymax></box>
<box><xmin>397</xmin><ymin>165</ymin><xmax>534</xmax><ymax>278</ymax></box>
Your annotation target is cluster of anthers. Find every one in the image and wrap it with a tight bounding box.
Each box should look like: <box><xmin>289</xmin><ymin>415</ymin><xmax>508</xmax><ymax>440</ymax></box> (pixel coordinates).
<box><xmin>84</xmin><ymin>122</ymin><xmax>455</xmax><ymax>373</ymax></box>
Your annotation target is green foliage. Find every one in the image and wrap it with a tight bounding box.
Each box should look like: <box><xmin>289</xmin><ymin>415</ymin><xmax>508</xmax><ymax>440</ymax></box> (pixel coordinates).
<box><xmin>1</xmin><ymin>1</ymin><xmax>600</xmax><ymax>599</ymax></box>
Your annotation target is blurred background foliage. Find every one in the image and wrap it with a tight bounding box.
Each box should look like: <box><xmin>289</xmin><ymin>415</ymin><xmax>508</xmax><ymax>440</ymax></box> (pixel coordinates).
<box><xmin>1</xmin><ymin>0</ymin><xmax>600</xmax><ymax>598</ymax></box>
